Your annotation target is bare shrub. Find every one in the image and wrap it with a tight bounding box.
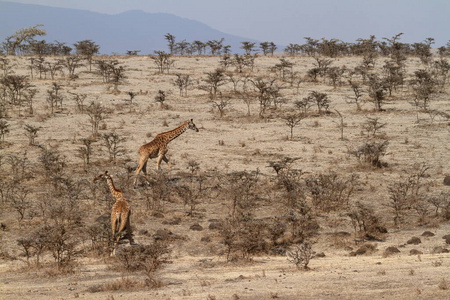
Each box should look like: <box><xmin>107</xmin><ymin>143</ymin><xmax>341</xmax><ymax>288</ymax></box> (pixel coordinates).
<box><xmin>101</xmin><ymin>131</ymin><xmax>126</xmax><ymax>162</ymax></box>
<box><xmin>175</xmin><ymin>163</ymin><xmax>208</xmax><ymax>216</ymax></box>
<box><xmin>270</xmin><ymin>157</ymin><xmax>304</xmax><ymax>208</ymax></box>
<box><xmin>76</xmin><ymin>138</ymin><xmax>95</xmax><ymax>168</ymax></box>
<box><xmin>115</xmin><ymin>242</ymin><xmax>171</xmax><ymax>284</ymax></box>
<box><xmin>23</xmin><ymin>124</ymin><xmax>41</xmax><ymax>145</ymax></box>
<box><xmin>151</xmin><ymin>51</ymin><xmax>174</xmax><ymax>74</ymax></box>
<box><xmin>200</xmin><ymin>68</ymin><xmax>227</xmax><ymax>100</ymax></box>
<box><xmin>17</xmin><ymin>224</ymin><xmax>78</xmax><ymax>272</ymax></box>
<box><xmin>141</xmin><ymin>171</ymin><xmax>173</xmax><ymax>211</ymax></box>
<box><xmin>367</xmin><ymin>74</ymin><xmax>388</xmax><ymax>111</ymax></box>
<box><xmin>386</xmin><ymin>164</ymin><xmax>430</xmax><ymax>226</ymax></box>
<box><xmin>347</xmin><ymin>202</ymin><xmax>387</xmax><ymax>241</ymax></box>
<box><xmin>347</xmin><ymin>81</ymin><xmax>364</xmax><ymax>111</ymax></box>
<box><xmin>0</xmin><ymin>120</ymin><xmax>10</xmax><ymax>141</ymax></box>
<box><xmin>286</xmin><ymin>241</ymin><xmax>314</xmax><ymax>270</ymax></box>
<box><xmin>349</xmin><ymin>140</ymin><xmax>389</xmax><ymax>168</ymax></box>
<box><xmin>85</xmin><ymin>101</ymin><xmax>106</xmax><ymax>137</ymax></box>
<box><xmin>45</xmin><ymin>225</ymin><xmax>78</xmax><ymax>271</ymax></box>
<box><xmin>225</xmin><ymin>170</ymin><xmax>261</xmax><ymax>217</ymax></box>
<box><xmin>10</xmin><ymin>185</ymin><xmax>31</xmax><ymax>223</ymax></box>
<box><xmin>283</xmin><ymin>113</ymin><xmax>306</xmax><ymax>140</ymax></box>
<box><xmin>304</xmin><ymin>91</ymin><xmax>330</xmax><ymax>114</ymax></box>
<box><xmin>280</xmin><ymin>208</ymin><xmax>319</xmax><ymax>244</ymax></box>
<box><xmin>219</xmin><ymin>216</ymin><xmax>268</xmax><ymax>261</ymax></box>
<box><xmin>174</xmin><ymin>74</ymin><xmax>191</xmax><ymax>97</ymax></box>
<box><xmin>305</xmin><ymin>172</ymin><xmax>360</xmax><ymax>212</ymax></box>
<box><xmin>154</xmin><ymin>90</ymin><xmax>167</xmax><ymax>109</ymax></box>
<box><xmin>86</xmin><ymin>214</ymin><xmax>111</xmax><ymax>256</ymax></box>
<box><xmin>362</xmin><ymin>117</ymin><xmax>386</xmax><ymax>138</ymax></box>
<box><xmin>46</xmin><ymin>82</ymin><xmax>63</xmax><ymax>114</ymax></box>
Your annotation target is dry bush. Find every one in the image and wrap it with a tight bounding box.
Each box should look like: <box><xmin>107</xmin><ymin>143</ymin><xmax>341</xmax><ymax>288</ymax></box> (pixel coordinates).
<box><xmin>17</xmin><ymin>224</ymin><xmax>79</xmax><ymax>272</ymax></box>
<box><xmin>286</xmin><ymin>241</ymin><xmax>314</xmax><ymax>270</ymax></box>
<box><xmin>347</xmin><ymin>202</ymin><xmax>387</xmax><ymax>241</ymax></box>
<box><xmin>115</xmin><ymin>242</ymin><xmax>171</xmax><ymax>284</ymax></box>
<box><xmin>219</xmin><ymin>216</ymin><xmax>268</xmax><ymax>261</ymax></box>
<box><xmin>386</xmin><ymin>164</ymin><xmax>431</xmax><ymax>226</ymax></box>
<box><xmin>86</xmin><ymin>214</ymin><xmax>112</xmax><ymax>256</ymax></box>
<box><xmin>305</xmin><ymin>172</ymin><xmax>360</xmax><ymax>212</ymax></box>
<box><xmin>225</xmin><ymin>170</ymin><xmax>261</xmax><ymax>217</ymax></box>
<box><xmin>349</xmin><ymin>140</ymin><xmax>389</xmax><ymax>168</ymax></box>
<box><xmin>174</xmin><ymin>165</ymin><xmax>208</xmax><ymax>216</ymax></box>
<box><xmin>101</xmin><ymin>131</ymin><xmax>126</xmax><ymax>162</ymax></box>
<box><xmin>140</xmin><ymin>171</ymin><xmax>173</xmax><ymax>211</ymax></box>
<box><xmin>279</xmin><ymin>208</ymin><xmax>319</xmax><ymax>245</ymax></box>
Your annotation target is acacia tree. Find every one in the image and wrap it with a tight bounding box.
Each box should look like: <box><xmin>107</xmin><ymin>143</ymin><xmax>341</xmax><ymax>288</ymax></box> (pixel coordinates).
<box><xmin>250</xmin><ymin>77</ymin><xmax>278</xmax><ymax>118</ymax></box>
<box><xmin>284</xmin><ymin>114</ymin><xmax>306</xmax><ymax>140</ymax></box>
<box><xmin>367</xmin><ymin>74</ymin><xmax>388</xmax><ymax>111</ymax></box>
<box><xmin>86</xmin><ymin>102</ymin><xmax>106</xmax><ymax>137</ymax></box>
<box><xmin>2</xmin><ymin>25</ymin><xmax>46</xmax><ymax>55</ymax></box>
<box><xmin>305</xmin><ymin>91</ymin><xmax>330</xmax><ymax>114</ymax></box>
<box><xmin>201</xmin><ymin>68</ymin><xmax>227</xmax><ymax>99</ymax></box>
<box><xmin>152</xmin><ymin>51</ymin><xmax>174</xmax><ymax>74</ymax></box>
<box><xmin>241</xmin><ymin>41</ymin><xmax>257</xmax><ymax>55</ymax></box>
<box><xmin>164</xmin><ymin>33</ymin><xmax>176</xmax><ymax>54</ymax></box>
<box><xmin>0</xmin><ymin>75</ymin><xmax>32</xmax><ymax>105</ymax></box>
<box><xmin>59</xmin><ymin>56</ymin><xmax>83</xmax><ymax>79</ymax></box>
<box><xmin>174</xmin><ymin>74</ymin><xmax>191</xmax><ymax>97</ymax></box>
<box><xmin>74</xmin><ymin>40</ymin><xmax>100</xmax><ymax>71</ymax></box>
<box><xmin>410</xmin><ymin>69</ymin><xmax>437</xmax><ymax>112</ymax></box>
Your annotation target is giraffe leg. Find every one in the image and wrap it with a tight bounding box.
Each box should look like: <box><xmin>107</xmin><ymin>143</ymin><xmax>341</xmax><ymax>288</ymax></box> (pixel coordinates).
<box><xmin>134</xmin><ymin>156</ymin><xmax>148</xmax><ymax>187</ymax></box>
<box><xmin>124</xmin><ymin>212</ymin><xmax>135</xmax><ymax>245</ymax></box>
<box><xmin>162</xmin><ymin>155</ymin><xmax>172</xmax><ymax>169</ymax></box>
<box><xmin>112</xmin><ymin>235</ymin><xmax>120</xmax><ymax>256</ymax></box>
<box><xmin>156</xmin><ymin>153</ymin><xmax>164</xmax><ymax>171</ymax></box>
<box><xmin>142</xmin><ymin>161</ymin><xmax>148</xmax><ymax>175</ymax></box>
<box><xmin>111</xmin><ymin>217</ymin><xmax>119</xmax><ymax>256</ymax></box>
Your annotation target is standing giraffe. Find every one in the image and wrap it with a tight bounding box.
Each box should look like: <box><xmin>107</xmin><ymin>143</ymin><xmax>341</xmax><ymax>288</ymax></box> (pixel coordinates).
<box><xmin>134</xmin><ymin>119</ymin><xmax>199</xmax><ymax>187</ymax></box>
<box><xmin>94</xmin><ymin>171</ymin><xmax>134</xmax><ymax>255</ymax></box>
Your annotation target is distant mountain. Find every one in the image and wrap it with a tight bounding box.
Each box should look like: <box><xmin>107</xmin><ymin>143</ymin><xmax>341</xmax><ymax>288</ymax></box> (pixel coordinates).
<box><xmin>0</xmin><ymin>1</ymin><xmax>260</xmax><ymax>54</ymax></box>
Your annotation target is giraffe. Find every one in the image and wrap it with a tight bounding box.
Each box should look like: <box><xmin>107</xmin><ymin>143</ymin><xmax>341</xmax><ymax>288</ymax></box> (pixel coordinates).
<box><xmin>94</xmin><ymin>171</ymin><xmax>134</xmax><ymax>256</ymax></box>
<box><xmin>134</xmin><ymin>119</ymin><xmax>199</xmax><ymax>187</ymax></box>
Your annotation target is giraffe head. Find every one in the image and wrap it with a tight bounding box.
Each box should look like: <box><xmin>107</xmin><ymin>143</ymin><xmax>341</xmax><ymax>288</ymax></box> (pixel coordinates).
<box><xmin>187</xmin><ymin>119</ymin><xmax>199</xmax><ymax>132</ymax></box>
<box><xmin>93</xmin><ymin>170</ymin><xmax>112</xmax><ymax>183</ymax></box>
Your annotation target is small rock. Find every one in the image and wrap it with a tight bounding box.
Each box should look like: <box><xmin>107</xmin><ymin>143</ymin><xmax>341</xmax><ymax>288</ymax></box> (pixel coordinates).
<box><xmin>407</xmin><ymin>237</ymin><xmax>421</xmax><ymax>245</ymax></box>
<box><xmin>190</xmin><ymin>223</ymin><xmax>203</xmax><ymax>231</ymax></box>
<box><xmin>152</xmin><ymin>212</ymin><xmax>165</xmax><ymax>218</ymax></box>
<box><xmin>410</xmin><ymin>249</ymin><xmax>423</xmax><ymax>255</ymax></box>
<box><xmin>383</xmin><ymin>246</ymin><xmax>400</xmax><ymax>257</ymax></box>
<box><xmin>443</xmin><ymin>175</ymin><xmax>450</xmax><ymax>186</ymax></box>
<box><xmin>432</xmin><ymin>246</ymin><xmax>449</xmax><ymax>254</ymax></box>
<box><xmin>350</xmin><ymin>243</ymin><xmax>376</xmax><ymax>256</ymax></box>
<box><xmin>421</xmin><ymin>231</ymin><xmax>435</xmax><ymax>237</ymax></box>
<box><xmin>208</xmin><ymin>222</ymin><xmax>222</xmax><ymax>230</ymax></box>
<box><xmin>162</xmin><ymin>217</ymin><xmax>181</xmax><ymax>225</ymax></box>
<box><xmin>314</xmin><ymin>252</ymin><xmax>326</xmax><ymax>258</ymax></box>
<box><xmin>201</xmin><ymin>236</ymin><xmax>211</xmax><ymax>242</ymax></box>
<box><xmin>153</xmin><ymin>228</ymin><xmax>172</xmax><ymax>241</ymax></box>
<box><xmin>139</xmin><ymin>229</ymin><xmax>149</xmax><ymax>235</ymax></box>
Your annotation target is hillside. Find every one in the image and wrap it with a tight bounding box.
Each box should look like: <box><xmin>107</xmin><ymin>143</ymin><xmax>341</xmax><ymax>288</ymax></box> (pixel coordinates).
<box><xmin>0</xmin><ymin>1</ymin><xmax>259</xmax><ymax>54</ymax></box>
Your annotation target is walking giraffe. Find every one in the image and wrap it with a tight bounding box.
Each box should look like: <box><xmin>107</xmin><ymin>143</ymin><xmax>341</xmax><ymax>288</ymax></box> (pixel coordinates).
<box><xmin>94</xmin><ymin>171</ymin><xmax>134</xmax><ymax>256</ymax></box>
<box><xmin>134</xmin><ymin>119</ymin><xmax>199</xmax><ymax>187</ymax></box>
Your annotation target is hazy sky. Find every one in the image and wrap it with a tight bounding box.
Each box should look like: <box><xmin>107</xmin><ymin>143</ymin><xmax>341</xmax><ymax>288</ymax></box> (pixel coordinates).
<box><xmin>4</xmin><ymin>0</ymin><xmax>450</xmax><ymax>46</ymax></box>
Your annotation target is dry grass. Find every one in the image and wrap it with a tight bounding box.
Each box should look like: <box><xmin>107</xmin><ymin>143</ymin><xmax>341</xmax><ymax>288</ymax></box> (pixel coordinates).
<box><xmin>1</xmin><ymin>53</ymin><xmax>450</xmax><ymax>299</ymax></box>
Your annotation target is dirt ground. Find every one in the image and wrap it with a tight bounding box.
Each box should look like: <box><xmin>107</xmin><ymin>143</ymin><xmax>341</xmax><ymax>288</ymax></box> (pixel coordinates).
<box><xmin>1</xmin><ymin>53</ymin><xmax>450</xmax><ymax>299</ymax></box>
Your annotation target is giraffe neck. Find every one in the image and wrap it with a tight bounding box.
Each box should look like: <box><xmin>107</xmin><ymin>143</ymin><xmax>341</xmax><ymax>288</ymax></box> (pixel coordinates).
<box><xmin>106</xmin><ymin>177</ymin><xmax>124</xmax><ymax>201</ymax></box>
<box><xmin>164</xmin><ymin>121</ymin><xmax>188</xmax><ymax>143</ymax></box>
